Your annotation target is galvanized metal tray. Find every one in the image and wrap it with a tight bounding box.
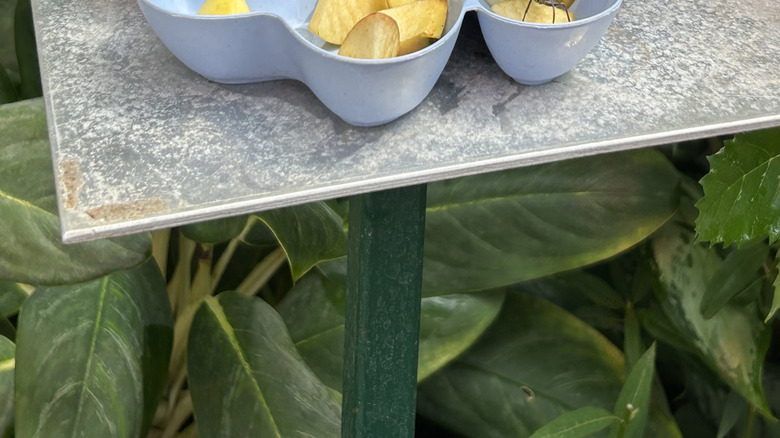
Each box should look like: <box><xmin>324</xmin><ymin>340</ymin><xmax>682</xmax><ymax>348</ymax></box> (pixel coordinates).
<box><xmin>31</xmin><ymin>0</ymin><xmax>780</xmax><ymax>243</ymax></box>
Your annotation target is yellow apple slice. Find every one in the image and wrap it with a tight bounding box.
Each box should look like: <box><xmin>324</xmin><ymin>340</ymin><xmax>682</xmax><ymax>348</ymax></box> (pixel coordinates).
<box><xmin>197</xmin><ymin>0</ymin><xmax>251</xmax><ymax>15</ymax></box>
<box><xmin>338</xmin><ymin>13</ymin><xmax>401</xmax><ymax>59</ymax></box>
<box><xmin>398</xmin><ymin>35</ymin><xmax>432</xmax><ymax>55</ymax></box>
<box><xmin>387</xmin><ymin>0</ymin><xmax>416</xmax><ymax>8</ymax></box>
<box><xmin>308</xmin><ymin>0</ymin><xmax>388</xmax><ymax>45</ymax></box>
<box><xmin>379</xmin><ymin>0</ymin><xmax>448</xmax><ymax>42</ymax></box>
<box><xmin>491</xmin><ymin>0</ymin><xmax>573</xmax><ymax>23</ymax></box>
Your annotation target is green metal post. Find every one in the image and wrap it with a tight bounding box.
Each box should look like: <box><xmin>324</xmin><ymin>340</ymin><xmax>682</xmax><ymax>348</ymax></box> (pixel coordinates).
<box><xmin>342</xmin><ymin>185</ymin><xmax>427</xmax><ymax>438</ymax></box>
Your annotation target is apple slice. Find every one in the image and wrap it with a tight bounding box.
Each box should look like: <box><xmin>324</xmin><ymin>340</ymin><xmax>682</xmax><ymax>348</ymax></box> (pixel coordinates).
<box><xmin>398</xmin><ymin>36</ymin><xmax>432</xmax><ymax>55</ymax></box>
<box><xmin>379</xmin><ymin>0</ymin><xmax>448</xmax><ymax>42</ymax></box>
<box><xmin>387</xmin><ymin>0</ymin><xmax>416</xmax><ymax>7</ymax></box>
<box><xmin>491</xmin><ymin>0</ymin><xmax>573</xmax><ymax>23</ymax></box>
<box><xmin>338</xmin><ymin>13</ymin><xmax>401</xmax><ymax>59</ymax></box>
<box><xmin>308</xmin><ymin>0</ymin><xmax>388</xmax><ymax>45</ymax></box>
<box><xmin>197</xmin><ymin>0</ymin><xmax>251</xmax><ymax>15</ymax></box>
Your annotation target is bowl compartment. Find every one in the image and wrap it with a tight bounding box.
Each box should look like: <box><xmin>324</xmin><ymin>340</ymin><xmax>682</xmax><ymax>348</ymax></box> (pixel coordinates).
<box><xmin>476</xmin><ymin>0</ymin><xmax>621</xmax><ymax>85</ymax></box>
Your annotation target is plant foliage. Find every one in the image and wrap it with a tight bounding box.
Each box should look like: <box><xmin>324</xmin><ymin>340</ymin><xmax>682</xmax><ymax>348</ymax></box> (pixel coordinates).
<box><xmin>1</xmin><ymin>23</ymin><xmax>779</xmax><ymax>438</ymax></box>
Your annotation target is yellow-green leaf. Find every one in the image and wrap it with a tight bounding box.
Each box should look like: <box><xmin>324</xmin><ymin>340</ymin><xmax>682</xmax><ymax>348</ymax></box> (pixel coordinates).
<box><xmin>187</xmin><ymin>292</ymin><xmax>341</xmax><ymax>438</ymax></box>
<box><xmin>652</xmin><ymin>224</ymin><xmax>772</xmax><ymax>417</ymax></box>
<box><xmin>14</xmin><ymin>259</ymin><xmax>173</xmax><ymax>438</ymax></box>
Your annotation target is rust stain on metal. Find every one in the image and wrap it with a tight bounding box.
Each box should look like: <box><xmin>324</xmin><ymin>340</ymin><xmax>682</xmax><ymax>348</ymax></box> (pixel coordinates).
<box><xmin>86</xmin><ymin>198</ymin><xmax>167</xmax><ymax>221</ymax></box>
<box><xmin>59</xmin><ymin>159</ymin><xmax>83</xmax><ymax>209</ymax></box>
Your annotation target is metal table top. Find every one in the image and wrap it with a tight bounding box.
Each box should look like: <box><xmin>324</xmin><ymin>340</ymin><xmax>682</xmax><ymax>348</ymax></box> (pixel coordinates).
<box><xmin>32</xmin><ymin>0</ymin><xmax>780</xmax><ymax>243</ymax></box>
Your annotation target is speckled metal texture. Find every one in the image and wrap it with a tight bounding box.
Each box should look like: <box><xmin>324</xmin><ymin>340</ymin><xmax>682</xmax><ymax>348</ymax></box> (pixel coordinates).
<box><xmin>32</xmin><ymin>0</ymin><xmax>780</xmax><ymax>243</ymax></box>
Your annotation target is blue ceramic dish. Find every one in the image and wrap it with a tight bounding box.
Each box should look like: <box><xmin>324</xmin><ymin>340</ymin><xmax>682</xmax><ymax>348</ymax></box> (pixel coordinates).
<box><xmin>138</xmin><ymin>0</ymin><xmax>621</xmax><ymax>125</ymax></box>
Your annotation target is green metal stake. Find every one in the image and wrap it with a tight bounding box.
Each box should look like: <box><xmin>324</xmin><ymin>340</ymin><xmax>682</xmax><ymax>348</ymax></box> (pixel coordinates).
<box><xmin>342</xmin><ymin>185</ymin><xmax>427</xmax><ymax>438</ymax></box>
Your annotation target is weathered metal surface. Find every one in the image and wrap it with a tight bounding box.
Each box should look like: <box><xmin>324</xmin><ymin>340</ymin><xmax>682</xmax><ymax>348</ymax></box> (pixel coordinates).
<box><xmin>32</xmin><ymin>0</ymin><xmax>780</xmax><ymax>242</ymax></box>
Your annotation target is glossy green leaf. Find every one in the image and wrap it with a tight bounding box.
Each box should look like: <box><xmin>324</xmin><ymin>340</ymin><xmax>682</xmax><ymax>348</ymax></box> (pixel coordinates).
<box><xmin>0</xmin><ymin>99</ymin><xmax>152</xmax><ymax>285</ymax></box>
<box><xmin>0</xmin><ymin>279</ymin><xmax>29</xmax><ymax>317</ymax></box>
<box><xmin>0</xmin><ymin>63</ymin><xmax>18</xmax><ymax>104</ymax></box>
<box><xmin>242</xmin><ymin>217</ymin><xmax>278</xmax><ymax>247</ymax></box>
<box><xmin>14</xmin><ymin>0</ymin><xmax>40</xmax><ymax>99</ymax></box>
<box><xmin>0</xmin><ymin>336</ymin><xmax>14</xmax><ymax>438</ymax></box>
<box><xmin>529</xmin><ymin>407</ymin><xmax>620</xmax><ymax>438</ymax></box>
<box><xmin>422</xmin><ymin>149</ymin><xmax>679</xmax><ymax>295</ymax></box>
<box><xmin>253</xmin><ymin>202</ymin><xmax>347</xmax><ymax>281</ymax></box>
<box><xmin>15</xmin><ymin>259</ymin><xmax>173</xmax><ymax>438</ymax></box>
<box><xmin>610</xmin><ymin>344</ymin><xmax>656</xmax><ymax>438</ymax></box>
<box><xmin>695</xmin><ymin>127</ymin><xmax>780</xmax><ymax>246</ymax></box>
<box><xmin>187</xmin><ymin>292</ymin><xmax>341</xmax><ymax>438</ymax></box>
<box><xmin>180</xmin><ymin>215</ymin><xmax>249</xmax><ymax>243</ymax></box>
<box><xmin>652</xmin><ymin>224</ymin><xmax>772</xmax><ymax>416</ymax></box>
<box><xmin>701</xmin><ymin>239</ymin><xmax>769</xmax><ymax>318</ymax></box>
<box><xmin>277</xmin><ymin>265</ymin><xmax>505</xmax><ymax>392</ymax></box>
<box><xmin>417</xmin><ymin>293</ymin><xmax>626</xmax><ymax>438</ymax></box>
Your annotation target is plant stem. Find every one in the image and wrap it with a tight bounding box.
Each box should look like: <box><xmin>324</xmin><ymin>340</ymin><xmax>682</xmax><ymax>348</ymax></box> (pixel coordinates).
<box><xmin>616</xmin><ymin>403</ymin><xmax>635</xmax><ymax>438</ymax></box>
<box><xmin>210</xmin><ymin>217</ymin><xmax>254</xmax><ymax>295</ymax></box>
<box><xmin>168</xmin><ymin>246</ymin><xmax>212</xmax><ymax>379</ymax></box>
<box><xmin>167</xmin><ymin>364</ymin><xmax>189</xmax><ymax>420</ymax></box>
<box><xmin>167</xmin><ymin>234</ymin><xmax>196</xmax><ymax>315</ymax></box>
<box><xmin>161</xmin><ymin>391</ymin><xmax>194</xmax><ymax>438</ymax></box>
<box><xmin>741</xmin><ymin>408</ymin><xmax>756</xmax><ymax>438</ymax></box>
<box><xmin>152</xmin><ymin>229</ymin><xmax>171</xmax><ymax>281</ymax></box>
<box><xmin>235</xmin><ymin>247</ymin><xmax>287</xmax><ymax>298</ymax></box>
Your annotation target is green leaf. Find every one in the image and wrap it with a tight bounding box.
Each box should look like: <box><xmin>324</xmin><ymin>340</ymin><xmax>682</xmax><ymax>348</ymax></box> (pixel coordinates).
<box><xmin>180</xmin><ymin>215</ymin><xmax>249</xmax><ymax>243</ymax></box>
<box><xmin>417</xmin><ymin>293</ymin><xmax>626</xmax><ymax>438</ymax></box>
<box><xmin>14</xmin><ymin>0</ymin><xmax>41</xmax><ymax>99</ymax></box>
<box><xmin>0</xmin><ymin>0</ymin><xmax>19</xmax><ymax>87</ymax></box>
<box><xmin>652</xmin><ymin>224</ymin><xmax>773</xmax><ymax>416</ymax></box>
<box><xmin>767</xmin><ymin>252</ymin><xmax>780</xmax><ymax>322</ymax></box>
<box><xmin>762</xmin><ymin>364</ymin><xmax>780</xmax><ymax>437</ymax></box>
<box><xmin>15</xmin><ymin>259</ymin><xmax>173</xmax><ymax>438</ymax></box>
<box><xmin>695</xmin><ymin>127</ymin><xmax>780</xmax><ymax>246</ymax></box>
<box><xmin>716</xmin><ymin>390</ymin><xmax>748</xmax><ymax>438</ymax></box>
<box><xmin>644</xmin><ymin>391</ymin><xmax>684</xmax><ymax>438</ymax></box>
<box><xmin>623</xmin><ymin>305</ymin><xmax>643</xmax><ymax>372</ymax></box>
<box><xmin>0</xmin><ymin>279</ymin><xmax>29</xmax><ymax>317</ymax></box>
<box><xmin>529</xmin><ymin>407</ymin><xmax>620</xmax><ymax>438</ymax></box>
<box><xmin>0</xmin><ymin>336</ymin><xmax>14</xmax><ymax>438</ymax></box>
<box><xmin>0</xmin><ymin>98</ymin><xmax>152</xmax><ymax>285</ymax></box>
<box><xmin>556</xmin><ymin>271</ymin><xmax>625</xmax><ymax>310</ymax></box>
<box><xmin>422</xmin><ymin>149</ymin><xmax>679</xmax><ymax>296</ymax></box>
<box><xmin>187</xmin><ymin>292</ymin><xmax>341</xmax><ymax>438</ymax></box>
<box><xmin>700</xmin><ymin>239</ymin><xmax>769</xmax><ymax>318</ymax></box>
<box><xmin>0</xmin><ymin>63</ymin><xmax>18</xmax><ymax>104</ymax></box>
<box><xmin>674</xmin><ymin>403</ymin><xmax>718</xmax><ymax>438</ymax></box>
<box><xmin>254</xmin><ymin>202</ymin><xmax>348</xmax><ymax>281</ymax></box>
<box><xmin>278</xmin><ymin>266</ymin><xmax>505</xmax><ymax>391</ymax></box>
<box><xmin>610</xmin><ymin>344</ymin><xmax>656</xmax><ymax>438</ymax></box>
<box><xmin>0</xmin><ymin>315</ymin><xmax>13</xmax><ymax>341</ymax></box>
<box><xmin>636</xmin><ymin>307</ymin><xmax>696</xmax><ymax>356</ymax></box>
